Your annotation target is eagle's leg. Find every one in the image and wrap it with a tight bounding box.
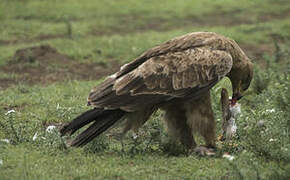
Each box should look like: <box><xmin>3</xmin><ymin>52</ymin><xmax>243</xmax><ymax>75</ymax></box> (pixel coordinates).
<box><xmin>122</xmin><ymin>107</ymin><xmax>156</xmax><ymax>133</ymax></box>
<box><xmin>120</xmin><ymin>107</ymin><xmax>156</xmax><ymax>150</ymax></box>
<box><xmin>185</xmin><ymin>91</ymin><xmax>216</xmax><ymax>153</ymax></box>
<box><xmin>162</xmin><ymin>104</ymin><xmax>196</xmax><ymax>149</ymax></box>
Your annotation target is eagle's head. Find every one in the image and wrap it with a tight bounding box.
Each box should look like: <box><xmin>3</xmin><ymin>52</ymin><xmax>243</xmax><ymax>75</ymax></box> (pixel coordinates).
<box><xmin>224</xmin><ymin>39</ymin><xmax>254</xmax><ymax>104</ymax></box>
<box><xmin>227</xmin><ymin>60</ymin><xmax>253</xmax><ymax>104</ymax></box>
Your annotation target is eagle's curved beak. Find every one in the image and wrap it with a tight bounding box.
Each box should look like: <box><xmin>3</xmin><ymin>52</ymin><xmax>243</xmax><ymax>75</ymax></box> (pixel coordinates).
<box><xmin>232</xmin><ymin>80</ymin><xmax>245</xmax><ymax>102</ymax></box>
<box><xmin>230</xmin><ymin>92</ymin><xmax>242</xmax><ymax>106</ymax></box>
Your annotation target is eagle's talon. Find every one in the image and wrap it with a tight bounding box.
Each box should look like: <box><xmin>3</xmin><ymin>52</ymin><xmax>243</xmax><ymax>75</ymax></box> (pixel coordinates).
<box><xmin>193</xmin><ymin>146</ymin><xmax>216</xmax><ymax>156</ymax></box>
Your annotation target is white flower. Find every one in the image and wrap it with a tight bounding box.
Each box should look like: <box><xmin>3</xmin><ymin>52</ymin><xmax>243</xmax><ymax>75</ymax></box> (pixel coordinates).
<box><xmin>0</xmin><ymin>159</ymin><xmax>3</xmax><ymax>166</ymax></box>
<box><xmin>265</xmin><ymin>109</ymin><xmax>275</xmax><ymax>113</ymax></box>
<box><xmin>32</xmin><ymin>132</ymin><xmax>38</xmax><ymax>141</ymax></box>
<box><xmin>269</xmin><ymin>138</ymin><xmax>277</xmax><ymax>142</ymax></box>
<box><xmin>0</xmin><ymin>139</ymin><xmax>10</xmax><ymax>144</ymax></box>
<box><xmin>5</xmin><ymin>110</ymin><xmax>15</xmax><ymax>115</ymax></box>
<box><xmin>46</xmin><ymin>125</ymin><xmax>57</xmax><ymax>133</ymax></box>
<box><xmin>132</xmin><ymin>133</ymin><xmax>138</xmax><ymax>140</ymax></box>
<box><xmin>223</xmin><ymin>153</ymin><xmax>235</xmax><ymax>161</ymax></box>
<box><xmin>281</xmin><ymin>147</ymin><xmax>288</xmax><ymax>151</ymax></box>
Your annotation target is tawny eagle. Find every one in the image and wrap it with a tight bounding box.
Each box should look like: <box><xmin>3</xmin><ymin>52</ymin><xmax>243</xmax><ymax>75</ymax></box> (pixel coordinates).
<box><xmin>60</xmin><ymin>32</ymin><xmax>253</xmax><ymax>151</ymax></box>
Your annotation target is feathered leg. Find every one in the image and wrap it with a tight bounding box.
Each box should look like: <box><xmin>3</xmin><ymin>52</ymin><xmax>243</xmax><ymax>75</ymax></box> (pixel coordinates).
<box><xmin>120</xmin><ymin>107</ymin><xmax>156</xmax><ymax>151</ymax></box>
<box><xmin>184</xmin><ymin>91</ymin><xmax>216</xmax><ymax>155</ymax></box>
<box><xmin>162</xmin><ymin>103</ymin><xmax>196</xmax><ymax>149</ymax></box>
<box><xmin>122</xmin><ymin>107</ymin><xmax>156</xmax><ymax>134</ymax></box>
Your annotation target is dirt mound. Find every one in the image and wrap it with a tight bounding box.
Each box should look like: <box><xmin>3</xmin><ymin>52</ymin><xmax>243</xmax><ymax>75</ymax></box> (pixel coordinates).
<box><xmin>12</xmin><ymin>45</ymin><xmax>60</xmax><ymax>63</ymax></box>
<box><xmin>0</xmin><ymin>43</ymin><xmax>273</xmax><ymax>90</ymax></box>
<box><xmin>0</xmin><ymin>45</ymin><xmax>120</xmax><ymax>89</ymax></box>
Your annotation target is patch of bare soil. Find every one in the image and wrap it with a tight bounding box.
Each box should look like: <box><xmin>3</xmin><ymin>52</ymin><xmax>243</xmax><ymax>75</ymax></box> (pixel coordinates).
<box><xmin>0</xmin><ymin>42</ymin><xmax>275</xmax><ymax>90</ymax></box>
<box><xmin>0</xmin><ymin>34</ymin><xmax>66</xmax><ymax>46</ymax></box>
<box><xmin>0</xmin><ymin>45</ymin><xmax>120</xmax><ymax>89</ymax></box>
<box><xmin>90</xmin><ymin>9</ymin><xmax>290</xmax><ymax>36</ymax></box>
<box><xmin>90</xmin><ymin>14</ymin><xmax>250</xmax><ymax>37</ymax></box>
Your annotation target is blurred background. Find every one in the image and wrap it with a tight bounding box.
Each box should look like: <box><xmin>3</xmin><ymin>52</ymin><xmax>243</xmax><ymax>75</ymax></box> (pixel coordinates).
<box><xmin>0</xmin><ymin>0</ymin><xmax>289</xmax><ymax>88</ymax></box>
<box><xmin>0</xmin><ymin>0</ymin><xmax>289</xmax><ymax>179</ymax></box>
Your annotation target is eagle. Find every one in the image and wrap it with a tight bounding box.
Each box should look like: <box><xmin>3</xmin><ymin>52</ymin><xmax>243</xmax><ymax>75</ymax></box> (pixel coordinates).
<box><xmin>60</xmin><ymin>32</ymin><xmax>253</xmax><ymax>153</ymax></box>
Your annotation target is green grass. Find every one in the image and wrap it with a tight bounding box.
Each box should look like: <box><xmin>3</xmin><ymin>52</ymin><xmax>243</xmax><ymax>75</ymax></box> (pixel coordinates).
<box><xmin>1</xmin><ymin>18</ymin><xmax>290</xmax><ymax>65</ymax></box>
<box><xmin>1</xmin><ymin>0</ymin><xmax>290</xmax><ymax>64</ymax></box>
<box><xmin>0</xmin><ymin>61</ymin><xmax>289</xmax><ymax>179</ymax></box>
<box><xmin>1</xmin><ymin>144</ymin><xmax>286</xmax><ymax>180</ymax></box>
<box><xmin>1</xmin><ymin>0</ymin><xmax>290</xmax><ymax>179</ymax></box>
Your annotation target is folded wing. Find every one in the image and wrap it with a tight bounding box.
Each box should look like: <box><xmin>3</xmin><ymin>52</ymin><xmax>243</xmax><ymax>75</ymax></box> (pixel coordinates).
<box><xmin>88</xmin><ymin>47</ymin><xmax>232</xmax><ymax>111</ymax></box>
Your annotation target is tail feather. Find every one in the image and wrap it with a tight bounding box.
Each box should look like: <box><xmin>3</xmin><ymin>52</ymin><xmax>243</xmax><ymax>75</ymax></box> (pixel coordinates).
<box><xmin>60</xmin><ymin>108</ymin><xmax>125</xmax><ymax>147</ymax></box>
<box><xmin>70</xmin><ymin>110</ymin><xmax>124</xmax><ymax>147</ymax></box>
<box><xmin>60</xmin><ymin>108</ymin><xmax>104</xmax><ymax>136</ymax></box>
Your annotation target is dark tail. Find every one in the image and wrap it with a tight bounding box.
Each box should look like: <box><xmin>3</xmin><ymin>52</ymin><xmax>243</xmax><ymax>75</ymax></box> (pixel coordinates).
<box><xmin>60</xmin><ymin>108</ymin><xmax>125</xmax><ymax>147</ymax></box>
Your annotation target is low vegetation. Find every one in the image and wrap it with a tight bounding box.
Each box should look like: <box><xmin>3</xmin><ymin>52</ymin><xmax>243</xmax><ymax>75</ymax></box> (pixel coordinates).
<box><xmin>0</xmin><ymin>0</ymin><xmax>290</xmax><ymax>179</ymax></box>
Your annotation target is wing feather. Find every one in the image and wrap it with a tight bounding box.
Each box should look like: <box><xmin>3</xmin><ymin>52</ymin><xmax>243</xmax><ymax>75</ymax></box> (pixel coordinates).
<box><xmin>87</xmin><ymin>32</ymin><xmax>233</xmax><ymax>111</ymax></box>
<box><xmin>113</xmin><ymin>48</ymin><xmax>232</xmax><ymax>97</ymax></box>
<box><xmin>116</xmin><ymin>32</ymin><xmax>221</xmax><ymax>78</ymax></box>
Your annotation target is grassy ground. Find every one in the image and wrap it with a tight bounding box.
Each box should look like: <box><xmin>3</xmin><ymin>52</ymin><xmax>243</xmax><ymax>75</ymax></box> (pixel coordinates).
<box><xmin>0</xmin><ymin>0</ymin><xmax>290</xmax><ymax>179</ymax></box>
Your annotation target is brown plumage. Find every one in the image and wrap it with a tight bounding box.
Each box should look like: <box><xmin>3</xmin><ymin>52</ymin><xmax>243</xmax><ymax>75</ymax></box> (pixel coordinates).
<box><xmin>60</xmin><ymin>32</ymin><xmax>253</xmax><ymax>151</ymax></box>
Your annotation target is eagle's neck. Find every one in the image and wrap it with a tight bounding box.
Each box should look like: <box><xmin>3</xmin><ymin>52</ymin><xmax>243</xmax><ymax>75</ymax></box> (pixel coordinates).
<box><xmin>226</xmin><ymin>39</ymin><xmax>250</xmax><ymax>69</ymax></box>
